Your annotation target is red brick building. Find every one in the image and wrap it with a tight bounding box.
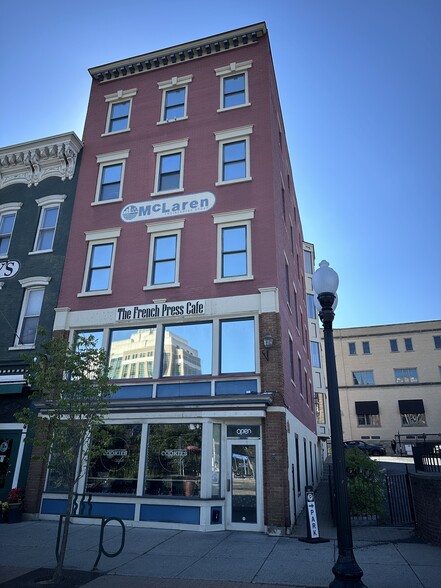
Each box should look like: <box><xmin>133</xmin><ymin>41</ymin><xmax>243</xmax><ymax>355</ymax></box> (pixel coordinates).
<box><xmin>40</xmin><ymin>23</ymin><xmax>318</xmax><ymax>533</ymax></box>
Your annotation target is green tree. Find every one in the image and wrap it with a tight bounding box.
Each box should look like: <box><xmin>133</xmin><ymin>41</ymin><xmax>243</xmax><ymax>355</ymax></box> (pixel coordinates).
<box><xmin>345</xmin><ymin>448</ymin><xmax>385</xmax><ymax>519</ymax></box>
<box><xmin>15</xmin><ymin>334</ymin><xmax>116</xmax><ymax>583</ymax></box>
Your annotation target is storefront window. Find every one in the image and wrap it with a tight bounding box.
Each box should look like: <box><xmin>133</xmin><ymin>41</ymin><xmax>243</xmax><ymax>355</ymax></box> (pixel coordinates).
<box><xmin>162</xmin><ymin>323</ymin><xmax>212</xmax><ymax>377</ymax></box>
<box><xmin>144</xmin><ymin>423</ymin><xmax>202</xmax><ymax>497</ymax></box>
<box><xmin>211</xmin><ymin>424</ymin><xmax>221</xmax><ymax>498</ymax></box>
<box><xmin>108</xmin><ymin>328</ymin><xmax>156</xmax><ymax>379</ymax></box>
<box><xmin>86</xmin><ymin>424</ymin><xmax>141</xmax><ymax>494</ymax></box>
<box><xmin>220</xmin><ymin>318</ymin><xmax>255</xmax><ymax>374</ymax></box>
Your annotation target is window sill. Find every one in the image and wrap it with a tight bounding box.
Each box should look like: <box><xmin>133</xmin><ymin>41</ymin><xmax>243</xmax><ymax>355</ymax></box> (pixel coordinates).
<box><xmin>77</xmin><ymin>290</ymin><xmax>113</xmax><ymax>297</ymax></box>
<box><xmin>150</xmin><ymin>188</ymin><xmax>184</xmax><ymax>197</ymax></box>
<box><xmin>101</xmin><ymin>128</ymin><xmax>131</xmax><ymax>137</ymax></box>
<box><xmin>214</xmin><ymin>275</ymin><xmax>254</xmax><ymax>284</ymax></box>
<box><xmin>215</xmin><ymin>177</ymin><xmax>252</xmax><ymax>187</ymax></box>
<box><xmin>156</xmin><ymin>117</ymin><xmax>188</xmax><ymax>125</ymax></box>
<box><xmin>9</xmin><ymin>345</ymin><xmax>35</xmax><ymax>351</ymax></box>
<box><xmin>91</xmin><ymin>198</ymin><xmax>123</xmax><ymax>206</ymax></box>
<box><xmin>28</xmin><ymin>249</ymin><xmax>53</xmax><ymax>255</ymax></box>
<box><xmin>217</xmin><ymin>103</ymin><xmax>251</xmax><ymax>113</ymax></box>
<box><xmin>143</xmin><ymin>283</ymin><xmax>180</xmax><ymax>291</ymax></box>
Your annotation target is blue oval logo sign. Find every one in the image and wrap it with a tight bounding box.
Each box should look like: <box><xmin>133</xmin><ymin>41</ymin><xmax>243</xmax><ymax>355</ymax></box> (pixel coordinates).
<box><xmin>121</xmin><ymin>192</ymin><xmax>216</xmax><ymax>223</ymax></box>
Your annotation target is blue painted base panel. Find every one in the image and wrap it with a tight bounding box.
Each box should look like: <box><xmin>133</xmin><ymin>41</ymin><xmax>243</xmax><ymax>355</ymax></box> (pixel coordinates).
<box><xmin>140</xmin><ymin>504</ymin><xmax>200</xmax><ymax>524</ymax></box>
<box><xmin>41</xmin><ymin>499</ymin><xmax>135</xmax><ymax>520</ymax></box>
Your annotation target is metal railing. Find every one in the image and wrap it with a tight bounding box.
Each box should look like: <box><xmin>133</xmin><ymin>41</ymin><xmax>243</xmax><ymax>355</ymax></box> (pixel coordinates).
<box><xmin>412</xmin><ymin>442</ymin><xmax>441</xmax><ymax>473</ymax></box>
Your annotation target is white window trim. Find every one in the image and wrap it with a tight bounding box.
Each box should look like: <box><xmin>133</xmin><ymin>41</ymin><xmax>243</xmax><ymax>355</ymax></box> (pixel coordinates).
<box><xmin>151</xmin><ymin>139</ymin><xmax>188</xmax><ymax>197</ymax></box>
<box><xmin>93</xmin><ymin>150</ymin><xmax>130</xmax><ymax>205</ymax></box>
<box><xmin>144</xmin><ymin>219</ymin><xmax>185</xmax><ymax>290</ymax></box>
<box><xmin>213</xmin><ymin>209</ymin><xmax>254</xmax><ymax>283</ymax></box>
<box><xmin>9</xmin><ymin>276</ymin><xmax>51</xmax><ymax>350</ymax></box>
<box><xmin>157</xmin><ymin>75</ymin><xmax>193</xmax><ymax>124</ymax></box>
<box><xmin>215</xmin><ymin>126</ymin><xmax>253</xmax><ymax>186</ymax></box>
<box><xmin>215</xmin><ymin>60</ymin><xmax>252</xmax><ymax>112</ymax></box>
<box><xmin>0</xmin><ymin>202</ymin><xmax>22</xmax><ymax>259</ymax></box>
<box><xmin>30</xmin><ymin>195</ymin><xmax>66</xmax><ymax>254</ymax></box>
<box><xmin>102</xmin><ymin>88</ymin><xmax>137</xmax><ymax>136</ymax></box>
<box><xmin>78</xmin><ymin>228</ymin><xmax>121</xmax><ymax>297</ymax></box>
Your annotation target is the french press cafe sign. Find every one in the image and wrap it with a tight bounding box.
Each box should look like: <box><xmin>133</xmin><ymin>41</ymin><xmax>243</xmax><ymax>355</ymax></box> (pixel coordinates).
<box><xmin>117</xmin><ymin>299</ymin><xmax>205</xmax><ymax>321</ymax></box>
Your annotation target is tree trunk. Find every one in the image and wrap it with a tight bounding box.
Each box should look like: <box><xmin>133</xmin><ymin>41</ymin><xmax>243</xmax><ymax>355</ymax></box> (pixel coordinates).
<box><xmin>52</xmin><ymin>482</ymin><xmax>75</xmax><ymax>582</ymax></box>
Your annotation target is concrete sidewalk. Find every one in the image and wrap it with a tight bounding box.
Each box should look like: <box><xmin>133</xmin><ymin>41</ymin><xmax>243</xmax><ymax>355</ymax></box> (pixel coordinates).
<box><xmin>1</xmin><ymin>480</ymin><xmax>440</xmax><ymax>588</ymax></box>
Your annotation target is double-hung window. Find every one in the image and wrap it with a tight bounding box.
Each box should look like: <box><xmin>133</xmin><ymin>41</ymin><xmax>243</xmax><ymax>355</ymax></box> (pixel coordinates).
<box><xmin>103</xmin><ymin>88</ymin><xmax>137</xmax><ymax>135</ymax></box>
<box><xmin>12</xmin><ymin>276</ymin><xmax>50</xmax><ymax>348</ymax></box>
<box><xmin>145</xmin><ymin>220</ymin><xmax>184</xmax><ymax>289</ymax></box>
<box><xmin>213</xmin><ymin>209</ymin><xmax>254</xmax><ymax>282</ymax></box>
<box><xmin>152</xmin><ymin>139</ymin><xmax>188</xmax><ymax>195</ymax></box>
<box><xmin>215</xmin><ymin>60</ymin><xmax>252</xmax><ymax>111</ymax></box>
<box><xmin>158</xmin><ymin>75</ymin><xmax>192</xmax><ymax>123</ymax></box>
<box><xmin>0</xmin><ymin>202</ymin><xmax>21</xmax><ymax>257</ymax></box>
<box><xmin>215</xmin><ymin>126</ymin><xmax>253</xmax><ymax>186</ymax></box>
<box><xmin>94</xmin><ymin>150</ymin><xmax>129</xmax><ymax>204</ymax></box>
<box><xmin>79</xmin><ymin>228</ymin><xmax>120</xmax><ymax>296</ymax></box>
<box><xmin>31</xmin><ymin>195</ymin><xmax>65</xmax><ymax>253</ymax></box>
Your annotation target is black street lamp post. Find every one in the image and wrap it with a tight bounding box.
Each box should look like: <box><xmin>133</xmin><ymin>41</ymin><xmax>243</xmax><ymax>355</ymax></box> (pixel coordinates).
<box><xmin>312</xmin><ymin>260</ymin><xmax>366</xmax><ymax>588</ymax></box>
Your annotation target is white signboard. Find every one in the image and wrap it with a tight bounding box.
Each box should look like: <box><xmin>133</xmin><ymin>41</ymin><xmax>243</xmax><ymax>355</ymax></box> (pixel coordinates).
<box><xmin>121</xmin><ymin>192</ymin><xmax>216</xmax><ymax>223</ymax></box>
<box><xmin>117</xmin><ymin>300</ymin><xmax>205</xmax><ymax>321</ymax></box>
<box><xmin>307</xmin><ymin>491</ymin><xmax>320</xmax><ymax>539</ymax></box>
<box><xmin>0</xmin><ymin>260</ymin><xmax>20</xmax><ymax>279</ymax></box>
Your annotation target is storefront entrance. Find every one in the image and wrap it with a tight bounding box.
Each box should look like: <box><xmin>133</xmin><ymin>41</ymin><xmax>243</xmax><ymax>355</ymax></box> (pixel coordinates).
<box><xmin>226</xmin><ymin>438</ymin><xmax>263</xmax><ymax>531</ymax></box>
<box><xmin>0</xmin><ymin>430</ymin><xmax>22</xmax><ymax>501</ymax></box>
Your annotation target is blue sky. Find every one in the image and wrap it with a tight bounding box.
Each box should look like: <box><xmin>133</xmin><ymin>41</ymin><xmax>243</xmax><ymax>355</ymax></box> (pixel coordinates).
<box><xmin>1</xmin><ymin>0</ymin><xmax>440</xmax><ymax>328</ymax></box>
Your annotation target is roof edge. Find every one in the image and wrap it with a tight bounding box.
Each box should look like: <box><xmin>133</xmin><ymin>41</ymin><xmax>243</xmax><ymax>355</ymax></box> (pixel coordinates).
<box><xmin>89</xmin><ymin>22</ymin><xmax>267</xmax><ymax>82</ymax></box>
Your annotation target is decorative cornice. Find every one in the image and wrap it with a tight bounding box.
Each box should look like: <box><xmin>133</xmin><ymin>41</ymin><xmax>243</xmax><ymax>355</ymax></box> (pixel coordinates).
<box><xmin>0</xmin><ymin>132</ymin><xmax>82</xmax><ymax>189</ymax></box>
<box><xmin>89</xmin><ymin>22</ymin><xmax>267</xmax><ymax>83</ymax></box>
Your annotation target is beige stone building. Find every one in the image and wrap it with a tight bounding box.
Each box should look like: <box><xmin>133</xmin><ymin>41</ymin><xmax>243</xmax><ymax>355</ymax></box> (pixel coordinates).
<box><xmin>331</xmin><ymin>321</ymin><xmax>441</xmax><ymax>452</ymax></box>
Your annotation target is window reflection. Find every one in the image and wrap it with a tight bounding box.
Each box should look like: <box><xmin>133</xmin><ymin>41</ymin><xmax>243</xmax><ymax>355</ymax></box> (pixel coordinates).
<box><xmin>86</xmin><ymin>424</ymin><xmax>141</xmax><ymax>495</ymax></box>
<box><xmin>162</xmin><ymin>323</ymin><xmax>212</xmax><ymax>377</ymax></box>
<box><xmin>109</xmin><ymin>328</ymin><xmax>157</xmax><ymax>379</ymax></box>
<box><xmin>220</xmin><ymin>318</ymin><xmax>255</xmax><ymax>374</ymax></box>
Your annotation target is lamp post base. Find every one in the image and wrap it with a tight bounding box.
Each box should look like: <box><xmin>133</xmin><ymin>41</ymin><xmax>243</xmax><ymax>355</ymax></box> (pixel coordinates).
<box><xmin>330</xmin><ymin>555</ymin><xmax>366</xmax><ymax>587</ymax></box>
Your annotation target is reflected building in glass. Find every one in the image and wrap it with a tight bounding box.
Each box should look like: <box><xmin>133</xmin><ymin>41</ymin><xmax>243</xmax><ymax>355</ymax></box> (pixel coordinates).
<box><xmin>30</xmin><ymin>24</ymin><xmax>320</xmax><ymax>535</ymax></box>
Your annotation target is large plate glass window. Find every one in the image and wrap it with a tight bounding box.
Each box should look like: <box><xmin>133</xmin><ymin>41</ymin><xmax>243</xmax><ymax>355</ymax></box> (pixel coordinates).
<box><xmin>109</xmin><ymin>328</ymin><xmax>157</xmax><ymax>379</ymax></box>
<box><xmin>162</xmin><ymin>322</ymin><xmax>212</xmax><ymax>377</ymax></box>
<box><xmin>145</xmin><ymin>423</ymin><xmax>202</xmax><ymax>497</ymax></box>
<box><xmin>220</xmin><ymin>318</ymin><xmax>255</xmax><ymax>374</ymax></box>
<box><xmin>86</xmin><ymin>424</ymin><xmax>142</xmax><ymax>494</ymax></box>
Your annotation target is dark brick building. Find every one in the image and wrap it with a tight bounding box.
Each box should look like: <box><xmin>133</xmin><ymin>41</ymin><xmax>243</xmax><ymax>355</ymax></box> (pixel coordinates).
<box><xmin>0</xmin><ymin>132</ymin><xmax>82</xmax><ymax>501</ymax></box>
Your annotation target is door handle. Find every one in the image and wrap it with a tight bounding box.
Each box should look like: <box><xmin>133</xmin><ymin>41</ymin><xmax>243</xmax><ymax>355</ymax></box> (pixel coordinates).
<box><xmin>226</xmin><ymin>479</ymin><xmax>231</xmax><ymax>492</ymax></box>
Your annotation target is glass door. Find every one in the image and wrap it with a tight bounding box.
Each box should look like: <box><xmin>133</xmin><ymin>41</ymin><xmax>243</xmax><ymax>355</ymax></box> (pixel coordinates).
<box><xmin>226</xmin><ymin>440</ymin><xmax>262</xmax><ymax>531</ymax></box>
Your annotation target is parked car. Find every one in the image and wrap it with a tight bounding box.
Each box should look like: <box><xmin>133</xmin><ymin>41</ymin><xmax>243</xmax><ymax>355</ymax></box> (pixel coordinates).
<box><xmin>343</xmin><ymin>440</ymin><xmax>386</xmax><ymax>456</ymax></box>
